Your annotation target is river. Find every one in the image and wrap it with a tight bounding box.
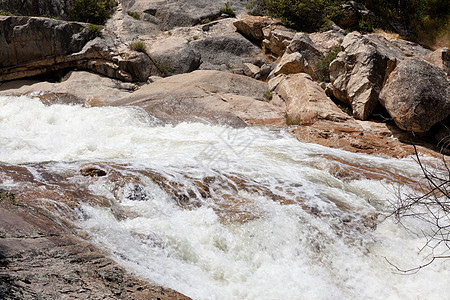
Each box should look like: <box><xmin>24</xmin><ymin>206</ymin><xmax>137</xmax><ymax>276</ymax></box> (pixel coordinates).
<box><xmin>1</xmin><ymin>95</ymin><xmax>449</xmax><ymax>299</ymax></box>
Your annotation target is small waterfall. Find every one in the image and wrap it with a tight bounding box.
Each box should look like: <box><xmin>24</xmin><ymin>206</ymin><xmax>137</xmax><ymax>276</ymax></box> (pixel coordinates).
<box><xmin>1</xmin><ymin>96</ymin><xmax>449</xmax><ymax>299</ymax></box>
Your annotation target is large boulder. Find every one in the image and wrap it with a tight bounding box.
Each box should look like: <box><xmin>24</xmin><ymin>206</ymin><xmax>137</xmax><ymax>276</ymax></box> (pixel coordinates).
<box><xmin>0</xmin><ymin>16</ymin><xmax>94</xmax><ymax>70</ymax></box>
<box><xmin>271</xmin><ymin>53</ymin><xmax>305</xmax><ymax>77</ymax></box>
<box><xmin>242</xmin><ymin>62</ymin><xmax>260</xmax><ymax>78</ymax></box>
<box><xmin>425</xmin><ymin>47</ymin><xmax>450</xmax><ymax>75</ymax></box>
<box><xmin>309</xmin><ymin>24</ymin><xmax>346</xmax><ymax>53</ymax></box>
<box><xmin>111</xmin><ymin>70</ymin><xmax>285</xmax><ymax>127</ymax></box>
<box><xmin>329</xmin><ymin>32</ymin><xmax>408</xmax><ymax>120</ymax></box>
<box><xmin>190</xmin><ymin>32</ymin><xmax>260</xmax><ymax>71</ymax></box>
<box><xmin>274</xmin><ymin>73</ymin><xmax>350</xmax><ymax>124</ymax></box>
<box><xmin>121</xmin><ymin>0</ymin><xmax>247</xmax><ymax>31</ymax></box>
<box><xmin>379</xmin><ymin>58</ymin><xmax>450</xmax><ymax>132</ymax></box>
<box><xmin>0</xmin><ymin>16</ymin><xmax>157</xmax><ymax>82</ymax></box>
<box><xmin>0</xmin><ymin>0</ymin><xmax>72</xmax><ymax>19</ymax></box>
<box><xmin>147</xmin><ymin>37</ymin><xmax>200</xmax><ymax>76</ymax></box>
<box><xmin>271</xmin><ymin>33</ymin><xmax>324</xmax><ymax>79</ymax></box>
<box><xmin>390</xmin><ymin>38</ymin><xmax>432</xmax><ymax>58</ymax></box>
<box><xmin>233</xmin><ymin>14</ymin><xmax>275</xmax><ymax>41</ymax></box>
<box><xmin>0</xmin><ymin>71</ymin><xmax>138</xmax><ymax>106</ymax></box>
<box><xmin>262</xmin><ymin>28</ymin><xmax>296</xmax><ymax>56</ymax></box>
<box><xmin>335</xmin><ymin>1</ymin><xmax>377</xmax><ymax>28</ymax></box>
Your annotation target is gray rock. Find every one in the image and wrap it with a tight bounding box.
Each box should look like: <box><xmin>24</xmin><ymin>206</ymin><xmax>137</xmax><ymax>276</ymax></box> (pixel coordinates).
<box><xmin>425</xmin><ymin>47</ymin><xmax>450</xmax><ymax>75</ymax></box>
<box><xmin>0</xmin><ymin>0</ymin><xmax>72</xmax><ymax>19</ymax></box>
<box><xmin>268</xmin><ymin>74</ymin><xmax>288</xmax><ymax>91</ymax></box>
<box><xmin>148</xmin><ymin>37</ymin><xmax>201</xmax><ymax>76</ymax></box>
<box><xmin>379</xmin><ymin>58</ymin><xmax>450</xmax><ymax>132</ymax></box>
<box><xmin>121</xmin><ymin>0</ymin><xmax>247</xmax><ymax>31</ymax></box>
<box><xmin>252</xmin><ymin>56</ymin><xmax>267</xmax><ymax>67</ymax></box>
<box><xmin>309</xmin><ymin>25</ymin><xmax>346</xmax><ymax>53</ymax></box>
<box><xmin>390</xmin><ymin>38</ymin><xmax>432</xmax><ymax>59</ymax></box>
<box><xmin>0</xmin><ymin>16</ymin><xmax>157</xmax><ymax>82</ymax></box>
<box><xmin>191</xmin><ymin>32</ymin><xmax>260</xmax><ymax>71</ymax></box>
<box><xmin>118</xmin><ymin>52</ymin><xmax>155</xmax><ymax>82</ymax></box>
<box><xmin>259</xmin><ymin>63</ymin><xmax>274</xmax><ymax>79</ymax></box>
<box><xmin>286</xmin><ymin>33</ymin><xmax>321</xmax><ymax>55</ymax></box>
<box><xmin>0</xmin><ymin>16</ymin><xmax>93</xmax><ymax>69</ymax></box>
<box><xmin>0</xmin><ymin>71</ymin><xmax>138</xmax><ymax>105</ymax></box>
<box><xmin>243</xmin><ymin>63</ymin><xmax>260</xmax><ymax>78</ymax></box>
<box><xmin>274</xmin><ymin>32</ymin><xmax>324</xmax><ymax>79</ymax></box>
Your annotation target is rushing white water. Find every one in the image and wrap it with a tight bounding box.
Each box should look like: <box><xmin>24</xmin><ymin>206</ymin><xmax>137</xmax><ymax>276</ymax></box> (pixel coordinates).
<box><xmin>1</xmin><ymin>96</ymin><xmax>449</xmax><ymax>299</ymax></box>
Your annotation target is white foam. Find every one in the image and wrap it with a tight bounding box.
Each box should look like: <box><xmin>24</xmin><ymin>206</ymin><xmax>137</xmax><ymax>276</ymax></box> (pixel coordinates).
<box><xmin>1</xmin><ymin>95</ymin><xmax>448</xmax><ymax>299</ymax></box>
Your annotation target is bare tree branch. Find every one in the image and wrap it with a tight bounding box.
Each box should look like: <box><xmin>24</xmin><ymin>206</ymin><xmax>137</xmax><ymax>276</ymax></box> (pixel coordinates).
<box><xmin>388</xmin><ymin>143</ymin><xmax>450</xmax><ymax>271</ymax></box>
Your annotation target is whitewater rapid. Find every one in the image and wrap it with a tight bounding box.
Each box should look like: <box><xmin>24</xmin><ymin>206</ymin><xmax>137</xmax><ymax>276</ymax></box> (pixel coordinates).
<box><xmin>1</xmin><ymin>96</ymin><xmax>449</xmax><ymax>299</ymax></box>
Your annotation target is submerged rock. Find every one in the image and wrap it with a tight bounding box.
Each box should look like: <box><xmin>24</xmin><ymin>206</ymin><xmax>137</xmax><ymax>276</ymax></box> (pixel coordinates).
<box><xmin>0</xmin><ymin>178</ymin><xmax>191</xmax><ymax>300</ymax></box>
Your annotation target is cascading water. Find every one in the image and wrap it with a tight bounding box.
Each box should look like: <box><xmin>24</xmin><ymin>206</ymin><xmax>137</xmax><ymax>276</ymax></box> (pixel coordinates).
<box><xmin>1</xmin><ymin>96</ymin><xmax>449</xmax><ymax>299</ymax></box>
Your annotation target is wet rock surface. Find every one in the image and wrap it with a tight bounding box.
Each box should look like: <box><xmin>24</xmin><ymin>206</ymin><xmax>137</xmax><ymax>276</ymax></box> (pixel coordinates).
<box><xmin>0</xmin><ymin>200</ymin><xmax>190</xmax><ymax>300</ymax></box>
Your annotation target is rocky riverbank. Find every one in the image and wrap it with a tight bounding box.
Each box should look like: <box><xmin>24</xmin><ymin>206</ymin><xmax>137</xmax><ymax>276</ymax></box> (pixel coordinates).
<box><xmin>0</xmin><ymin>0</ymin><xmax>449</xmax><ymax>298</ymax></box>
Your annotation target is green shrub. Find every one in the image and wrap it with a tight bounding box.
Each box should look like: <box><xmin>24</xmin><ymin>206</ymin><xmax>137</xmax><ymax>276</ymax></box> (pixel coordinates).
<box><xmin>69</xmin><ymin>0</ymin><xmax>117</xmax><ymax>25</ymax></box>
<box><xmin>130</xmin><ymin>41</ymin><xmax>146</xmax><ymax>52</ymax></box>
<box><xmin>127</xmin><ymin>10</ymin><xmax>140</xmax><ymax>20</ymax></box>
<box><xmin>264</xmin><ymin>90</ymin><xmax>273</xmax><ymax>100</ymax></box>
<box><xmin>200</xmin><ymin>18</ymin><xmax>212</xmax><ymax>24</ymax></box>
<box><xmin>0</xmin><ymin>11</ymin><xmax>14</xmax><ymax>16</ymax></box>
<box><xmin>246</xmin><ymin>0</ymin><xmax>267</xmax><ymax>16</ymax></box>
<box><xmin>220</xmin><ymin>2</ymin><xmax>236</xmax><ymax>17</ymax></box>
<box><xmin>88</xmin><ymin>24</ymin><xmax>103</xmax><ymax>37</ymax></box>
<box><xmin>358</xmin><ymin>18</ymin><xmax>374</xmax><ymax>32</ymax></box>
<box><xmin>154</xmin><ymin>60</ymin><xmax>171</xmax><ymax>77</ymax></box>
<box><xmin>246</xmin><ymin>0</ymin><xmax>448</xmax><ymax>47</ymax></box>
<box><xmin>259</xmin><ymin>0</ymin><xmax>345</xmax><ymax>32</ymax></box>
<box><xmin>0</xmin><ymin>191</ymin><xmax>18</xmax><ymax>205</ymax></box>
<box><xmin>361</xmin><ymin>0</ymin><xmax>449</xmax><ymax>47</ymax></box>
<box><xmin>337</xmin><ymin>103</ymin><xmax>351</xmax><ymax>115</ymax></box>
<box><xmin>315</xmin><ymin>45</ymin><xmax>341</xmax><ymax>82</ymax></box>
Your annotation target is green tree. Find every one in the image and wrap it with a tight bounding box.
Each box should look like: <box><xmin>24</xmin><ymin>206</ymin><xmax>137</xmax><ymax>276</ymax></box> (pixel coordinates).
<box><xmin>253</xmin><ymin>0</ymin><xmax>344</xmax><ymax>32</ymax></box>
<box><xmin>69</xmin><ymin>0</ymin><xmax>117</xmax><ymax>24</ymax></box>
